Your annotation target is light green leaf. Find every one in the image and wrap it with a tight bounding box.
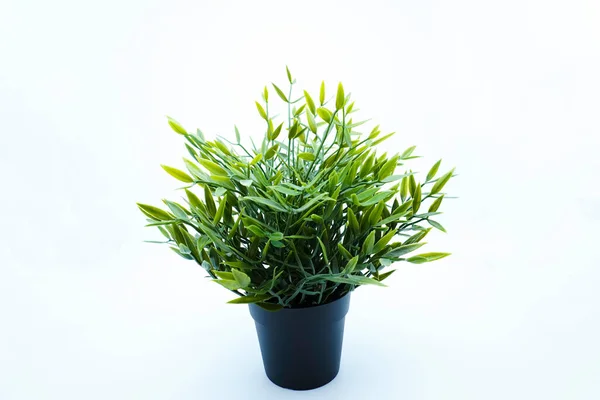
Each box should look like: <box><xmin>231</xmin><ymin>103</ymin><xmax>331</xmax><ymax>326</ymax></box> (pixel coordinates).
<box><xmin>407</xmin><ymin>252</ymin><xmax>451</xmax><ymax>264</ymax></box>
<box><xmin>428</xmin><ymin>219</ymin><xmax>446</xmax><ymax>232</ymax></box>
<box><xmin>137</xmin><ymin>203</ymin><xmax>174</xmax><ymax>221</ymax></box>
<box><xmin>361</xmin><ymin>231</ymin><xmax>376</xmax><ymax>255</ymax></box>
<box><xmin>167</xmin><ymin>116</ymin><xmax>187</xmax><ymax>135</ymax></box>
<box><xmin>242</xmin><ymin>196</ymin><xmax>288</xmax><ymax>212</ymax></box>
<box><xmin>228</xmin><ymin>294</ymin><xmax>272</xmax><ymax>304</ymax></box>
<box><xmin>269</xmin><ymin>185</ymin><xmax>302</xmax><ymax>196</ymax></box>
<box><xmin>428</xmin><ymin>195</ymin><xmax>444</xmax><ymax>212</ymax></box>
<box><xmin>324</xmin><ymin>274</ymin><xmax>386</xmax><ymax>287</ymax></box>
<box><xmin>306</xmin><ymin>109</ymin><xmax>317</xmax><ymax>133</ymax></box>
<box><xmin>161</xmin><ymin>165</ymin><xmax>194</xmax><ymax>183</ymax></box>
<box><xmin>255</xmin><ymin>101</ymin><xmax>267</xmax><ymax>120</ymax></box>
<box><xmin>213</xmin><ymin>279</ymin><xmax>241</xmax><ymax>290</ymax></box>
<box><xmin>198</xmin><ymin>159</ymin><xmax>227</xmax><ymax>176</ymax></box>
<box><xmin>336</xmin><ymin>82</ymin><xmax>345</xmax><ymax>110</ymax></box>
<box><xmin>286</xmin><ymin>66</ymin><xmax>293</xmax><ymax>83</ymax></box>
<box><xmin>431</xmin><ymin>168</ymin><xmax>455</xmax><ymax>194</ymax></box>
<box><xmin>240</xmin><ymin>179</ymin><xmax>253</xmax><ymax>187</ymax></box>
<box><xmin>373</xmin><ymin>229</ymin><xmax>397</xmax><ymax>254</ymax></box>
<box><xmin>427</xmin><ymin>159</ymin><xmax>441</xmax><ymax>181</ymax></box>
<box><xmin>304</xmin><ymin>91</ymin><xmax>316</xmax><ymax>114</ymax></box>
<box><xmin>319</xmin><ymin>81</ymin><xmax>325</xmax><ymax>105</ymax></box>
<box><xmin>163</xmin><ymin>200</ymin><xmax>188</xmax><ymax>220</ymax></box>
<box><xmin>298</xmin><ymin>152</ymin><xmax>316</xmax><ymax>161</ymax></box>
<box><xmin>343</xmin><ymin>256</ymin><xmax>359</xmax><ymax>274</ymax></box>
<box><xmin>384</xmin><ymin>242</ymin><xmax>426</xmax><ymax>258</ymax></box>
<box><xmin>317</xmin><ymin>107</ymin><xmax>332</xmax><ymax>123</ymax></box>
<box><xmin>412</xmin><ymin>184</ymin><xmax>422</xmax><ymax>214</ymax></box>
<box><xmin>250</xmin><ymin>153</ymin><xmax>263</xmax><ymax>165</ymax></box>
<box><xmin>232</xmin><ymin>268</ymin><xmax>251</xmax><ymax>288</ymax></box>
<box><xmin>272</xmin><ymin>83</ymin><xmax>288</xmax><ymax>102</ymax></box>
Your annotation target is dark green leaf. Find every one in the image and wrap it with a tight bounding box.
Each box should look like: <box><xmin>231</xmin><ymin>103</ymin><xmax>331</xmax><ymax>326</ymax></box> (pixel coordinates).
<box><xmin>228</xmin><ymin>294</ymin><xmax>272</xmax><ymax>304</ymax></box>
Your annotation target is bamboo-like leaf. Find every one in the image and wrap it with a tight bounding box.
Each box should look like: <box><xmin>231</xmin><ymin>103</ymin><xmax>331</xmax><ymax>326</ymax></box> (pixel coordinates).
<box><xmin>431</xmin><ymin>168</ymin><xmax>455</xmax><ymax>194</ymax></box>
<box><xmin>336</xmin><ymin>82</ymin><xmax>345</xmax><ymax>110</ymax></box>
<box><xmin>242</xmin><ymin>196</ymin><xmax>288</xmax><ymax>212</ymax></box>
<box><xmin>384</xmin><ymin>242</ymin><xmax>426</xmax><ymax>258</ymax></box>
<box><xmin>412</xmin><ymin>184</ymin><xmax>422</xmax><ymax>214</ymax></box>
<box><xmin>298</xmin><ymin>152</ymin><xmax>316</xmax><ymax>161</ymax></box>
<box><xmin>286</xmin><ymin>66</ymin><xmax>293</xmax><ymax>83</ymax></box>
<box><xmin>265</xmin><ymin>144</ymin><xmax>279</xmax><ymax>160</ymax></box>
<box><xmin>373</xmin><ymin>229</ymin><xmax>397</xmax><ymax>254</ymax></box>
<box><xmin>228</xmin><ymin>294</ymin><xmax>271</xmax><ymax>304</ymax></box>
<box><xmin>337</xmin><ymin>243</ymin><xmax>353</xmax><ymax>260</ymax></box>
<box><xmin>167</xmin><ymin>116</ymin><xmax>187</xmax><ymax>135</ymax></box>
<box><xmin>376</xmin><ymin>269</ymin><xmax>396</xmax><ymax>281</ymax></box>
<box><xmin>232</xmin><ymin>268</ymin><xmax>251</xmax><ymax>288</ymax></box>
<box><xmin>304</xmin><ymin>91</ymin><xmax>316</xmax><ymax>114</ymax></box>
<box><xmin>319</xmin><ymin>81</ymin><xmax>325</xmax><ymax>105</ymax></box>
<box><xmin>317</xmin><ymin>107</ymin><xmax>332</xmax><ymax>123</ymax></box>
<box><xmin>306</xmin><ymin>109</ymin><xmax>317</xmax><ymax>133</ymax></box>
<box><xmin>324</xmin><ymin>274</ymin><xmax>386</xmax><ymax>287</ymax></box>
<box><xmin>342</xmin><ymin>256</ymin><xmax>359</xmax><ymax>274</ymax></box>
<box><xmin>428</xmin><ymin>195</ymin><xmax>444</xmax><ymax>212</ymax></box>
<box><xmin>400</xmin><ymin>145</ymin><xmax>416</xmax><ymax>159</ymax></box>
<box><xmin>161</xmin><ymin>165</ymin><xmax>194</xmax><ymax>183</ymax></box>
<box><xmin>164</xmin><ymin>200</ymin><xmax>188</xmax><ymax>220</ymax></box>
<box><xmin>347</xmin><ymin>207</ymin><xmax>359</xmax><ymax>233</ymax></box>
<box><xmin>427</xmin><ymin>159</ymin><xmax>441</xmax><ymax>181</ymax></box>
<box><xmin>407</xmin><ymin>252</ymin><xmax>451</xmax><ymax>264</ymax></box>
<box><xmin>213</xmin><ymin>199</ymin><xmax>226</xmax><ymax>224</ymax></box>
<box><xmin>250</xmin><ymin>153</ymin><xmax>263</xmax><ymax>165</ymax></box>
<box><xmin>272</xmin><ymin>83</ymin><xmax>288</xmax><ymax>102</ymax></box>
<box><xmin>137</xmin><ymin>203</ymin><xmax>174</xmax><ymax>221</ymax></box>
<box><xmin>255</xmin><ymin>101</ymin><xmax>267</xmax><ymax>120</ymax></box>
<box><xmin>204</xmin><ymin>185</ymin><xmax>216</xmax><ymax>216</ymax></box>
<box><xmin>198</xmin><ymin>159</ymin><xmax>227</xmax><ymax>176</ymax></box>
<box><xmin>361</xmin><ymin>231</ymin><xmax>376</xmax><ymax>255</ymax></box>
<box><xmin>213</xmin><ymin>279</ymin><xmax>242</xmax><ymax>290</ymax></box>
<box><xmin>428</xmin><ymin>219</ymin><xmax>446</xmax><ymax>232</ymax></box>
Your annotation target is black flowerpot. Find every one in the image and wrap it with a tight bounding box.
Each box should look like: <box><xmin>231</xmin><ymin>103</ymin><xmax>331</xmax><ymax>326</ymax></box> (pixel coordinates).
<box><xmin>248</xmin><ymin>293</ymin><xmax>351</xmax><ymax>390</ymax></box>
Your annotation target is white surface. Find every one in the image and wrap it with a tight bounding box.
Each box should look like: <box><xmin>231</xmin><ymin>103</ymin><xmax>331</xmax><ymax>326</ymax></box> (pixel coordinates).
<box><xmin>1</xmin><ymin>0</ymin><xmax>599</xmax><ymax>399</ymax></box>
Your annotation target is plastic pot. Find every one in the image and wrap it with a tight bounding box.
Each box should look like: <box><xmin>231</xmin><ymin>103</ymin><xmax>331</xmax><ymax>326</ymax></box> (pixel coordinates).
<box><xmin>248</xmin><ymin>293</ymin><xmax>351</xmax><ymax>390</ymax></box>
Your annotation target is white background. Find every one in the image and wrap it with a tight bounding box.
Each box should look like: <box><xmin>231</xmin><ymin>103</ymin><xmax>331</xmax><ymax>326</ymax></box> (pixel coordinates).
<box><xmin>1</xmin><ymin>0</ymin><xmax>599</xmax><ymax>399</ymax></box>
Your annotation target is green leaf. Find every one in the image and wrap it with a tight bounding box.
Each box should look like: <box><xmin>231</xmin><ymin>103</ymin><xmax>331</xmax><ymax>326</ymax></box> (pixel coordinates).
<box><xmin>242</xmin><ymin>196</ymin><xmax>288</xmax><ymax>212</ymax></box>
<box><xmin>137</xmin><ymin>203</ymin><xmax>174</xmax><ymax>221</ymax></box>
<box><xmin>361</xmin><ymin>231</ymin><xmax>376</xmax><ymax>255</ymax></box>
<box><xmin>347</xmin><ymin>208</ymin><xmax>359</xmax><ymax>233</ymax></box>
<box><xmin>214</xmin><ymin>271</ymin><xmax>234</xmax><ymax>280</ymax></box>
<box><xmin>337</xmin><ymin>243</ymin><xmax>353</xmax><ymax>260</ymax></box>
<box><xmin>412</xmin><ymin>184</ymin><xmax>422</xmax><ymax>214</ymax></box>
<box><xmin>317</xmin><ymin>107</ymin><xmax>332</xmax><ymax>123</ymax></box>
<box><xmin>269</xmin><ymin>185</ymin><xmax>302</xmax><ymax>196</ymax></box>
<box><xmin>232</xmin><ymin>268</ymin><xmax>251</xmax><ymax>288</ymax></box>
<box><xmin>324</xmin><ymin>274</ymin><xmax>386</xmax><ymax>287</ymax></box>
<box><xmin>167</xmin><ymin>116</ymin><xmax>187</xmax><ymax>135</ymax></box>
<box><xmin>428</xmin><ymin>195</ymin><xmax>444</xmax><ymax>212</ymax></box>
<box><xmin>404</xmin><ymin>228</ymin><xmax>431</xmax><ymax>245</ymax></box>
<box><xmin>428</xmin><ymin>219</ymin><xmax>446</xmax><ymax>232</ymax></box>
<box><xmin>431</xmin><ymin>168</ymin><xmax>455</xmax><ymax>194</ymax></box>
<box><xmin>268</xmin><ymin>231</ymin><xmax>284</xmax><ymax>241</ymax></box>
<box><xmin>298</xmin><ymin>152</ymin><xmax>316</xmax><ymax>161</ymax></box>
<box><xmin>204</xmin><ymin>185</ymin><xmax>216</xmax><ymax>216</ymax></box>
<box><xmin>304</xmin><ymin>91</ymin><xmax>316</xmax><ymax>114</ymax></box>
<box><xmin>407</xmin><ymin>252</ymin><xmax>451</xmax><ymax>264</ymax></box>
<box><xmin>400</xmin><ymin>145</ymin><xmax>416</xmax><ymax>159</ymax></box>
<box><xmin>198</xmin><ymin>159</ymin><xmax>227</xmax><ymax>176</ymax></box>
<box><xmin>373</xmin><ymin>229</ymin><xmax>397</xmax><ymax>254</ymax></box>
<box><xmin>319</xmin><ymin>81</ymin><xmax>325</xmax><ymax>105</ymax></box>
<box><xmin>272</xmin><ymin>83</ymin><xmax>288</xmax><ymax>102</ymax></box>
<box><xmin>306</xmin><ymin>109</ymin><xmax>317</xmax><ymax>133</ymax></box>
<box><xmin>234</xmin><ymin>125</ymin><xmax>241</xmax><ymax>143</ymax></box>
<box><xmin>246</xmin><ymin>225</ymin><xmax>266</xmax><ymax>237</ymax></box>
<box><xmin>376</xmin><ymin>269</ymin><xmax>396</xmax><ymax>281</ymax></box>
<box><xmin>269</xmin><ymin>123</ymin><xmax>283</xmax><ymax>141</ymax></box>
<box><xmin>250</xmin><ymin>153</ymin><xmax>263</xmax><ymax>165</ymax></box>
<box><xmin>343</xmin><ymin>256</ymin><xmax>359</xmax><ymax>274</ymax></box>
<box><xmin>213</xmin><ymin>199</ymin><xmax>226</xmax><ymax>224</ymax></box>
<box><xmin>255</xmin><ymin>101</ymin><xmax>267</xmax><ymax>120</ymax></box>
<box><xmin>384</xmin><ymin>242</ymin><xmax>426</xmax><ymax>258</ymax></box>
<box><xmin>213</xmin><ymin>279</ymin><xmax>241</xmax><ymax>290</ymax></box>
<box><xmin>161</xmin><ymin>165</ymin><xmax>194</xmax><ymax>183</ymax></box>
<box><xmin>427</xmin><ymin>159</ymin><xmax>441</xmax><ymax>181</ymax></box>
<box><xmin>286</xmin><ymin>66</ymin><xmax>293</xmax><ymax>83</ymax></box>
<box><xmin>400</xmin><ymin>176</ymin><xmax>408</xmax><ymax>201</ymax></box>
<box><xmin>240</xmin><ymin>179</ymin><xmax>253</xmax><ymax>187</ymax></box>
<box><xmin>336</xmin><ymin>82</ymin><xmax>345</xmax><ymax>110</ymax></box>
<box><xmin>184</xmin><ymin>189</ymin><xmax>203</xmax><ymax>210</ymax></box>
<box><xmin>316</xmin><ymin>237</ymin><xmax>329</xmax><ymax>264</ymax></box>
<box><xmin>228</xmin><ymin>294</ymin><xmax>272</xmax><ymax>304</ymax></box>
<box><xmin>163</xmin><ymin>200</ymin><xmax>188</xmax><ymax>220</ymax></box>
<box><xmin>263</xmin><ymin>86</ymin><xmax>268</xmax><ymax>102</ymax></box>
<box><xmin>409</xmin><ymin>173</ymin><xmax>417</xmax><ymax>195</ymax></box>
<box><xmin>265</xmin><ymin>144</ymin><xmax>279</xmax><ymax>160</ymax></box>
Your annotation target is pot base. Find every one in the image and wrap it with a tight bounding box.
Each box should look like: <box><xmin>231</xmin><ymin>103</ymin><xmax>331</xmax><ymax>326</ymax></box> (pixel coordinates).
<box><xmin>249</xmin><ymin>294</ymin><xmax>351</xmax><ymax>390</ymax></box>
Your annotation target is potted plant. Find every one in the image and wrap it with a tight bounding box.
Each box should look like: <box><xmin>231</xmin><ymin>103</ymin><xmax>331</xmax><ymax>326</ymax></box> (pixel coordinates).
<box><xmin>137</xmin><ymin>68</ymin><xmax>454</xmax><ymax>390</ymax></box>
